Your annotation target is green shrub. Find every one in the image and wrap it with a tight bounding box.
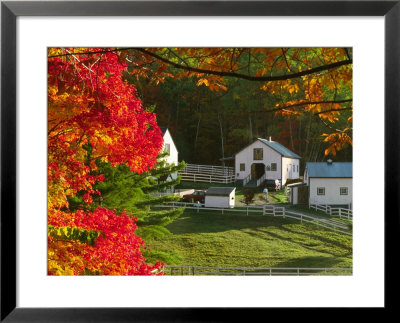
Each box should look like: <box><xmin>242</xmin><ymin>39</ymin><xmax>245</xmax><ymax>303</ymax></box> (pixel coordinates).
<box><xmin>243</xmin><ymin>189</ymin><xmax>255</xmax><ymax>205</ymax></box>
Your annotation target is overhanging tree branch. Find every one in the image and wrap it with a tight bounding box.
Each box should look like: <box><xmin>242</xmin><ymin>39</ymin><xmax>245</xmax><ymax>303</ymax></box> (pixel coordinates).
<box><xmin>227</xmin><ymin>99</ymin><xmax>352</xmax><ymax>119</ymax></box>
<box><xmin>135</xmin><ymin>48</ymin><xmax>352</xmax><ymax>82</ymax></box>
<box><xmin>49</xmin><ymin>47</ymin><xmax>353</xmax><ymax>83</ymax></box>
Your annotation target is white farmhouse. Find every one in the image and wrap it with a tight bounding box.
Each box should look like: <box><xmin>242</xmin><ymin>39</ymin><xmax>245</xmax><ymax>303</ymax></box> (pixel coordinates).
<box><xmin>160</xmin><ymin>127</ymin><xmax>179</xmax><ymax>180</ymax></box>
<box><xmin>304</xmin><ymin>160</ymin><xmax>352</xmax><ymax>206</ymax></box>
<box><xmin>205</xmin><ymin>187</ymin><xmax>236</xmax><ymax>208</ymax></box>
<box><xmin>235</xmin><ymin>137</ymin><xmax>301</xmax><ymax>187</ymax></box>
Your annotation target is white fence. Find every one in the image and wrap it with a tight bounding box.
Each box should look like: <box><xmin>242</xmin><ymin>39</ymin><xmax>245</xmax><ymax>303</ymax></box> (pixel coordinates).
<box><xmin>164</xmin><ymin>265</ymin><xmax>352</xmax><ymax>276</ymax></box>
<box><xmin>180</xmin><ymin>164</ymin><xmax>234</xmax><ymax>175</ymax></box>
<box><xmin>179</xmin><ymin>173</ymin><xmax>235</xmax><ymax>184</ymax></box>
<box><xmin>178</xmin><ymin>163</ymin><xmax>235</xmax><ymax>183</ymax></box>
<box><xmin>309</xmin><ymin>204</ymin><xmax>353</xmax><ymax>220</ymax></box>
<box><xmin>153</xmin><ymin>202</ymin><xmax>352</xmax><ymax>235</ymax></box>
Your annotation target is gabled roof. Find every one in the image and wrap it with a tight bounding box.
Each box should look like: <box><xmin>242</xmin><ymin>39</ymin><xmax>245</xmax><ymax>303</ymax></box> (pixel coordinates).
<box><xmin>160</xmin><ymin>127</ymin><xmax>178</xmax><ymax>153</ymax></box>
<box><xmin>306</xmin><ymin>162</ymin><xmax>352</xmax><ymax>178</ymax></box>
<box><xmin>257</xmin><ymin>138</ymin><xmax>301</xmax><ymax>159</ymax></box>
<box><xmin>234</xmin><ymin>138</ymin><xmax>301</xmax><ymax>159</ymax></box>
<box><xmin>206</xmin><ymin>187</ymin><xmax>236</xmax><ymax>196</ymax></box>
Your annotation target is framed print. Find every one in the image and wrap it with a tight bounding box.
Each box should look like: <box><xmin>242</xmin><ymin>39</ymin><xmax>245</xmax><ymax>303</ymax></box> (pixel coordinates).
<box><xmin>1</xmin><ymin>0</ymin><xmax>399</xmax><ymax>321</ymax></box>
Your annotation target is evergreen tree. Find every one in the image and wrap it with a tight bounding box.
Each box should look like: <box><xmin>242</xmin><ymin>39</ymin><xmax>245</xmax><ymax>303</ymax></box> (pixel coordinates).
<box><xmin>68</xmin><ymin>151</ymin><xmax>186</xmax><ymax>264</ymax></box>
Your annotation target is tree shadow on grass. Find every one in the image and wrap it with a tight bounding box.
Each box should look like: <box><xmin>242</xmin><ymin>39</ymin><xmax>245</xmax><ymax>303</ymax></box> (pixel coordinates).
<box><xmin>165</xmin><ymin>211</ymin><xmax>287</xmax><ymax>235</ymax></box>
<box><xmin>273</xmin><ymin>255</ymin><xmax>351</xmax><ymax>269</ymax></box>
<box><xmin>244</xmin><ymin>226</ymin><xmax>352</xmax><ymax>258</ymax></box>
<box><xmin>274</xmin><ymin>224</ymin><xmax>353</xmax><ymax>252</ymax></box>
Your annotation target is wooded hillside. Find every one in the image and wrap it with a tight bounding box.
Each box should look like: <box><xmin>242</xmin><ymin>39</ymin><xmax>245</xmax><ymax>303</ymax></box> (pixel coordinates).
<box><xmin>121</xmin><ymin>47</ymin><xmax>353</xmax><ymax>170</ymax></box>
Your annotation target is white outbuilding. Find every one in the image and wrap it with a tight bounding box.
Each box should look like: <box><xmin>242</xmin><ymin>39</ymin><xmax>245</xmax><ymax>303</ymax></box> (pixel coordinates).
<box><xmin>287</xmin><ymin>182</ymin><xmax>308</xmax><ymax>205</ymax></box>
<box><xmin>154</xmin><ymin>127</ymin><xmax>179</xmax><ymax>195</ymax></box>
<box><xmin>304</xmin><ymin>160</ymin><xmax>352</xmax><ymax>206</ymax></box>
<box><xmin>205</xmin><ymin>187</ymin><xmax>236</xmax><ymax>208</ymax></box>
<box><xmin>160</xmin><ymin>127</ymin><xmax>179</xmax><ymax>180</ymax></box>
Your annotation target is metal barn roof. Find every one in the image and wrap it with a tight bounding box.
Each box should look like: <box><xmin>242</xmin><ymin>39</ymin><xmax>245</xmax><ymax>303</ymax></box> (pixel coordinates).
<box><xmin>205</xmin><ymin>187</ymin><xmax>236</xmax><ymax>196</ymax></box>
<box><xmin>234</xmin><ymin>138</ymin><xmax>301</xmax><ymax>159</ymax></box>
<box><xmin>306</xmin><ymin>162</ymin><xmax>352</xmax><ymax>178</ymax></box>
<box><xmin>257</xmin><ymin>138</ymin><xmax>301</xmax><ymax>159</ymax></box>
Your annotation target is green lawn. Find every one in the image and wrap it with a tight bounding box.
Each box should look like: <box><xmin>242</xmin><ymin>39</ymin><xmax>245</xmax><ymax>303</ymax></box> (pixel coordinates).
<box><xmin>146</xmin><ymin>209</ymin><xmax>353</xmax><ymax>269</ymax></box>
<box><xmin>269</xmin><ymin>190</ymin><xmax>289</xmax><ymax>203</ymax></box>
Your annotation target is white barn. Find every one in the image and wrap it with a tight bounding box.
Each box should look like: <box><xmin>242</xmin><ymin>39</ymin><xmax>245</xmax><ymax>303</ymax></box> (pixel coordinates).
<box><xmin>205</xmin><ymin>187</ymin><xmax>236</xmax><ymax>208</ymax></box>
<box><xmin>160</xmin><ymin>127</ymin><xmax>179</xmax><ymax>181</ymax></box>
<box><xmin>235</xmin><ymin>137</ymin><xmax>301</xmax><ymax>186</ymax></box>
<box><xmin>304</xmin><ymin>160</ymin><xmax>352</xmax><ymax>206</ymax></box>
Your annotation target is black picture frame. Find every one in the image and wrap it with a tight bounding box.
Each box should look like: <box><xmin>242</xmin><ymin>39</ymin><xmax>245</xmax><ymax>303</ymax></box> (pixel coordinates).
<box><xmin>1</xmin><ymin>1</ymin><xmax>398</xmax><ymax>321</ymax></box>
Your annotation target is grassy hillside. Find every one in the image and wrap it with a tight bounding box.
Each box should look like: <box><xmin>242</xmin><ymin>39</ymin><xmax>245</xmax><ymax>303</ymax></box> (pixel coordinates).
<box><xmin>146</xmin><ymin>209</ymin><xmax>353</xmax><ymax>269</ymax></box>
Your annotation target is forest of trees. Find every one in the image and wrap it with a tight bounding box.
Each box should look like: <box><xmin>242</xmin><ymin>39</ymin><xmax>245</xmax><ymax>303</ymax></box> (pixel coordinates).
<box><xmin>124</xmin><ymin>48</ymin><xmax>353</xmax><ymax>172</ymax></box>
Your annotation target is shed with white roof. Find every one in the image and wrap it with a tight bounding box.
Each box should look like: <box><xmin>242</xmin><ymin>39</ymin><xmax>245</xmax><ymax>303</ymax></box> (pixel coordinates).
<box><xmin>205</xmin><ymin>187</ymin><xmax>236</xmax><ymax>208</ymax></box>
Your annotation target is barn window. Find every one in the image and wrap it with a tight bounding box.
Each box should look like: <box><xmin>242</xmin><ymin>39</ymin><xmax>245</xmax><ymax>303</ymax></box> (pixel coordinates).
<box><xmin>253</xmin><ymin>148</ymin><xmax>263</xmax><ymax>160</ymax></box>
<box><xmin>164</xmin><ymin>143</ymin><xmax>170</xmax><ymax>154</ymax></box>
<box><xmin>271</xmin><ymin>163</ymin><xmax>277</xmax><ymax>171</ymax></box>
<box><xmin>240</xmin><ymin>163</ymin><xmax>245</xmax><ymax>171</ymax></box>
<box><xmin>297</xmin><ymin>165</ymin><xmax>299</xmax><ymax>172</ymax></box>
<box><xmin>317</xmin><ymin>187</ymin><xmax>325</xmax><ymax>195</ymax></box>
<box><xmin>340</xmin><ymin>187</ymin><xmax>348</xmax><ymax>195</ymax></box>
<box><xmin>293</xmin><ymin>165</ymin><xmax>295</xmax><ymax>172</ymax></box>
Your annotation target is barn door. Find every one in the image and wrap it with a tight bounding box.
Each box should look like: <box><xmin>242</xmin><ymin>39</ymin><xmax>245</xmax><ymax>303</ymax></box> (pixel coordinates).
<box><xmin>251</xmin><ymin>164</ymin><xmax>256</xmax><ymax>179</ymax></box>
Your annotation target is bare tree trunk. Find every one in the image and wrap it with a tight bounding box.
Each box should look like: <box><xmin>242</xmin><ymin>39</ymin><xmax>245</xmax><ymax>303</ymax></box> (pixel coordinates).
<box><xmin>298</xmin><ymin>118</ymin><xmax>302</xmax><ymax>153</ymax></box>
<box><xmin>175</xmin><ymin>83</ymin><xmax>185</xmax><ymax>124</ymax></box>
<box><xmin>193</xmin><ymin>96</ymin><xmax>201</xmax><ymax>157</ymax></box>
<box><xmin>304</xmin><ymin>113</ymin><xmax>313</xmax><ymax>161</ymax></box>
<box><xmin>289</xmin><ymin>118</ymin><xmax>295</xmax><ymax>151</ymax></box>
<box><xmin>218</xmin><ymin>112</ymin><xmax>225</xmax><ymax>166</ymax></box>
<box><xmin>248</xmin><ymin>114</ymin><xmax>253</xmax><ymax>143</ymax></box>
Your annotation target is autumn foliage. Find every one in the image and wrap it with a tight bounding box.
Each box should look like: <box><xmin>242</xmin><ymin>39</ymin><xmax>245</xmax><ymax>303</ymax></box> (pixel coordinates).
<box><xmin>48</xmin><ymin>48</ymin><xmax>164</xmax><ymax>275</ymax></box>
<box><xmin>123</xmin><ymin>47</ymin><xmax>353</xmax><ymax>155</ymax></box>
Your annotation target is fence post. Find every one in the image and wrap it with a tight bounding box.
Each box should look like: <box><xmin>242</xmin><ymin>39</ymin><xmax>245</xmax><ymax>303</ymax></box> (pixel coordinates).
<box><xmin>273</xmin><ymin>206</ymin><xmax>275</xmax><ymax>216</ymax></box>
<box><xmin>339</xmin><ymin>208</ymin><xmax>342</xmax><ymax>218</ymax></box>
<box><xmin>247</xmin><ymin>207</ymin><xmax>249</xmax><ymax>216</ymax></box>
<box><xmin>283</xmin><ymin>207</ymin><xmax>285</xmax><ymax>218</ymax></box>
<box><xmin>263</xmin><ymin>205</ymin><xmax>266</xmax><ymax>216</ymax></box>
